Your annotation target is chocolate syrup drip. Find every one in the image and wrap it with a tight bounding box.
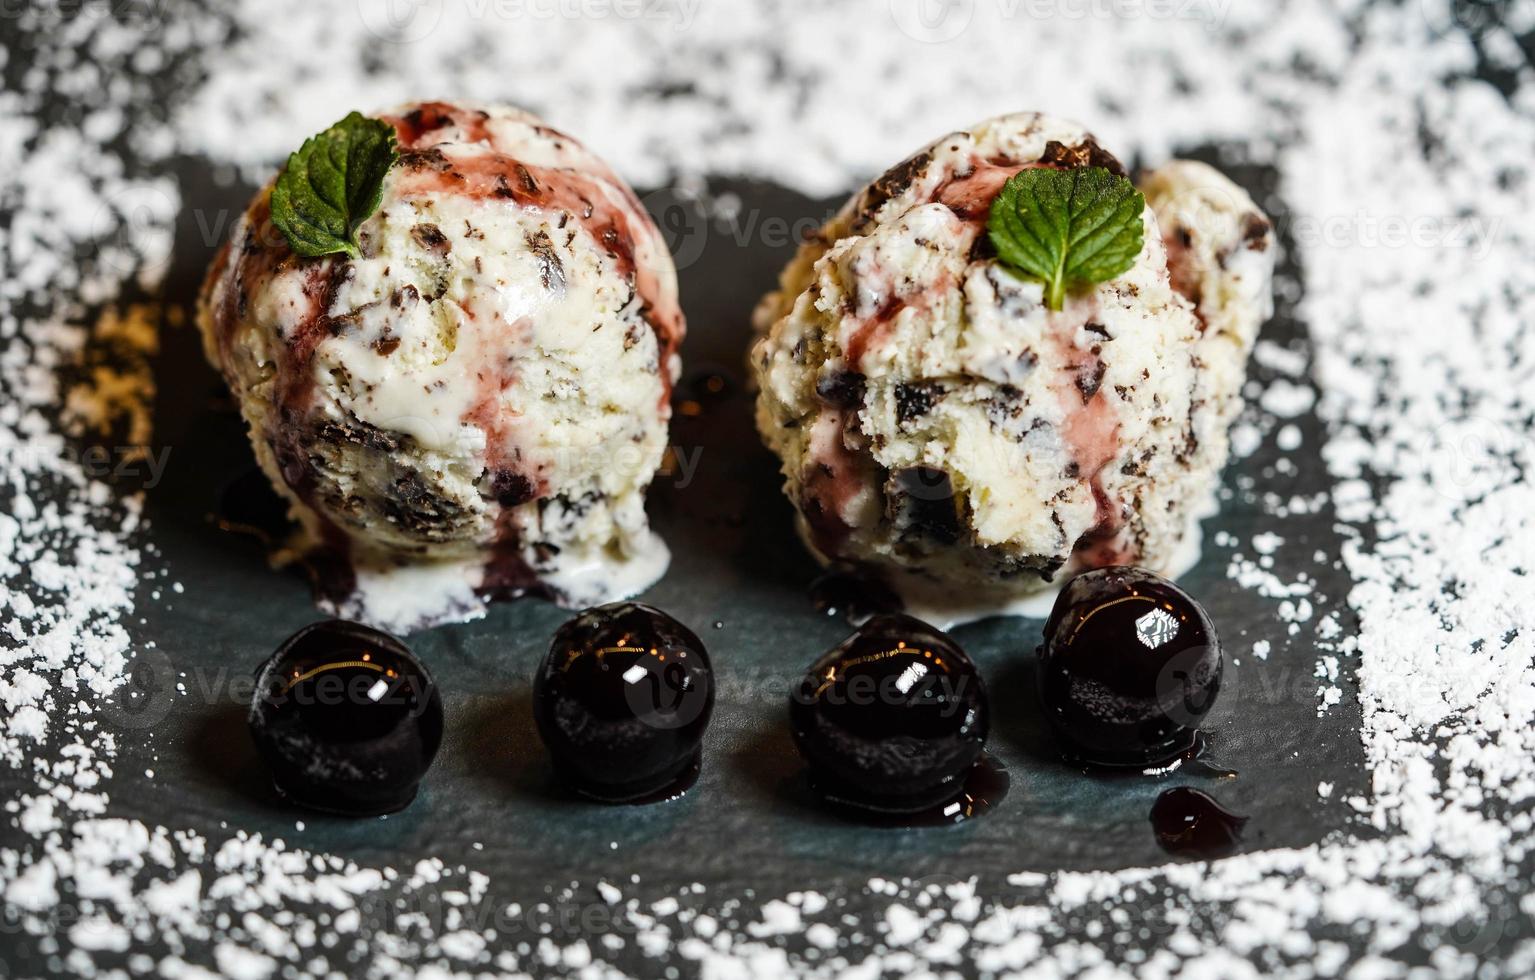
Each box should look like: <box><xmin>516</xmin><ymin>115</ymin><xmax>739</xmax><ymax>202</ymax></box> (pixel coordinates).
<box><xmin>1070</xmin><ymin>731</ymin><xmax>1236</xmax><ymax>779</ymax></box>
<box><xmin>1149</xmin><ymin>787</ymin><xmax>1248</xmax><ymax>858</ymax></box>
<box><xmin>477</xmin><ymin>537</ymin><xmax>554</xmax><ymax>604</ymax></box>
<box><xmin>1177</xmin><ymin>731</ymin><xmax>1239</xmax><ymax>779</ymax></box>
<box><xmin>814</xmin><ymin>753</ymin><xmax>1010</xmax><ymax>828</ymax></box>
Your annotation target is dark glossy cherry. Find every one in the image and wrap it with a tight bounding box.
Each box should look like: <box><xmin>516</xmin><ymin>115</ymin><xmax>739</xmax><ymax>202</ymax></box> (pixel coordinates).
<box><xmin>249</xmin><ymin>620</ymin><xmax>443</xmax><ymax>816</ymax></box>
<box><xmin>1038</xmin><ymin>566</ymin><xmax>1222</xmax><ymax>768</ymax></box>
<box><xmin>1150</xmin><ymin>787</ymin><xmax>1247</xmax><ymax>857</ymax></box>
<box><xmin>532</xmin><ymin>603</ymin><xmax>715</xmax><ymax>804</ymax></box>
<box><xmin>789</xmin><ymin>614</ymin><xmax>990</xmax><ymax>815</ymax></box>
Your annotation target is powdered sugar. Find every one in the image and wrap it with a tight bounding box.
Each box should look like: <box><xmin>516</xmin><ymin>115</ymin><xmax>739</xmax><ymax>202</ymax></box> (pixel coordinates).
<box><xmin>3</xmin><ymin>0</ymin><xmax>1533</xmax><ymax>975</ymax></box>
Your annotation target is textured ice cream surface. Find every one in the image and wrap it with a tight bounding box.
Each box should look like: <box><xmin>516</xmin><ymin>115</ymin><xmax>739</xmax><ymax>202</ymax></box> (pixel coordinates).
<box><xmin>751</xmin><ymin>112</ymin><xmax>1274</xmax><ymax>623</ymax></box>
<box><xmin>198</xmin><ymin>101</ymin><xmax>683</xmax><ymax>630</ymax></box>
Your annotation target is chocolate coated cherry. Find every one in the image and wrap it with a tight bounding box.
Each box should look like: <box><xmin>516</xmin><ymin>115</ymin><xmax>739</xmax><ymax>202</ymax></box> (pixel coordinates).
<box><xmin>249</xmin><ymin>620</ymin><xmax>443</xmax><ymax>816</ymax></box>
<box><xmin>533</xmin><ymin>603</ymin><xmax>715</xmax><ymax>803</ymax></box>
<box><xmin>1038</xmin><ymin>567</ymin><xmax>1222</xmax><ymax>767</ymax></box>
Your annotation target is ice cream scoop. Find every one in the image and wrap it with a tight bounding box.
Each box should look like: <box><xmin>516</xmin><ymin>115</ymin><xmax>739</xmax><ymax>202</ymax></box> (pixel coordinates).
<box><xmin>198</xmin><ymin>102</ymin><xmax>683</xmax><ymax>630</ymax></box>
<box><xmin>751</xmin><ymin>112</ymin><xmax>1273</xmax><ymax>624</ymax></box>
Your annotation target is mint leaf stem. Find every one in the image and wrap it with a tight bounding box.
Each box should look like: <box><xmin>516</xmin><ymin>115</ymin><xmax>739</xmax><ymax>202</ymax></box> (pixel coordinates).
<box><xmin>270</xmin><ymin>112</ymin><xmax>398</xmax><ymax>259</ymax></box>
<box><xmin>987</xmin><ymin>165</ymin><xmax>1145</xmax><ymax>311</ymax></box>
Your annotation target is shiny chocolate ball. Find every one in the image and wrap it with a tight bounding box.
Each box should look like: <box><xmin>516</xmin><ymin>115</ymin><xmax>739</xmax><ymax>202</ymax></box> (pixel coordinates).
<box><xmin>249</xmin><ymin>620</ymin><xmax>443</xmax><ymax>815</ymax></box>
<box><xmin>533</xmin><ymin>603</ymin><xmax>714</xmax><ymax>803</ymax></box>
<box><xmin>1038</xmin><ymin>567</ymin><xmax>1221</xmax><ymax>767</ymax></box>
<box><xmin>789</xmin><ymin>614</ymin><xmax>989</xmax><ymax>814</ymax></box>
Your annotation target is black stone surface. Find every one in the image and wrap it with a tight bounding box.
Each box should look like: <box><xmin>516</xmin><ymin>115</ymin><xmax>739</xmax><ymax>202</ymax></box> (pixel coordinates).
<box><xmin>0</xmin><ymin>148</ymin><xmax>1378</xmax><ymax>972</ymax></box>
<box><xmin>2</xmin><ymin>7</ymin><xmax>1428</xmax><ymax>961</ymax></box>
<box><xmin>142</xmin><ymin>163</ymin><xmax>1361</xmax><ymax>865</ymax></box>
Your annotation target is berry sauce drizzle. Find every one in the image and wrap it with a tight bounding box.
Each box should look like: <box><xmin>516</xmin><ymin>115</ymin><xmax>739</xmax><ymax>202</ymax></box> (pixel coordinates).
<box><xmin>1149</xmin><ymin>786</ymin><xmax>1248</xmax><ymax>858</ymax></box>
<box><xmin>812</xmin><ymin>752</ymin><xmax>1010</xmax><ymax>827</ymax></box>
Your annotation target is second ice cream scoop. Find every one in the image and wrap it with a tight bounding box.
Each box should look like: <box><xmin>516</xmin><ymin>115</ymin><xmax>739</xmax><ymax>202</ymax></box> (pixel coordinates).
<box><xmin>751</xmin><ymin>112</ymin><xmax>1274</xmax><ymax>623</ymax></box>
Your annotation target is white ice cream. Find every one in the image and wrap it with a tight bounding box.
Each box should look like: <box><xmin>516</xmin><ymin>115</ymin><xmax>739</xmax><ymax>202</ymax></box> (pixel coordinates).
<box><xmin>198</xmin><ymin>101</ymin><xmax>684</xmax><ymax>629</ymax></box>
<box><xmin>751</xmin><ymin>112</ymin><xmax>1274</xmax><ymax>622</ymax></box>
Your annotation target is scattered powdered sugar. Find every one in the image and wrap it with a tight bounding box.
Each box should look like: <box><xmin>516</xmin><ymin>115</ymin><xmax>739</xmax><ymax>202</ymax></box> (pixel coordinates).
<box><xmin>3</xmin><ymin>0</ymin><xmax>1534</xmax><ymax>975</ymax></box>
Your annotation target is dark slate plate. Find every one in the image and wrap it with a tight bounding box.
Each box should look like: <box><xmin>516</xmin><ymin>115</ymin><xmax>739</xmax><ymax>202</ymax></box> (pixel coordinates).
<box><xmin>9</xmin><ymin>153</ymin><xmax>1367</xmax><ymax>972</ymax></box>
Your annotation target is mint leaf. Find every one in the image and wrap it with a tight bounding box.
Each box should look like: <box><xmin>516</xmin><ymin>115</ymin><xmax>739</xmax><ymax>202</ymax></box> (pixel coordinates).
<box><xmin>986</xmin><ymin>166</ymin><xmax>1145</xmax><ymax>310</ymax></box>
<box><xmin>270</xmin><ymin>112</ymin><xmax>398</xmax><ymax>259</ymax></box>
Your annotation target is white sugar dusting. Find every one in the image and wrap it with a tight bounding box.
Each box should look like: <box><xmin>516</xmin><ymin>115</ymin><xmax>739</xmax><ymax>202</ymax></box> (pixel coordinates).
<box><xmin>3</xmin><ymin>0</ymin><xmax>1534</xmax><ymax>975</ymax></box>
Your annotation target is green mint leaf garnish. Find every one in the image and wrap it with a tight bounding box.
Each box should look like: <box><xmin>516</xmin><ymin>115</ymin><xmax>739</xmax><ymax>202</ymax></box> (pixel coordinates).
<box><xmin>986</xmin><ymin>166</ymin><xmax>1146</xmax><ymax>311</ymax></box>
<box><xmin>270</xmin><ymin>112</ymin><xmax>398</xmax><ymax>259</ymax></box>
